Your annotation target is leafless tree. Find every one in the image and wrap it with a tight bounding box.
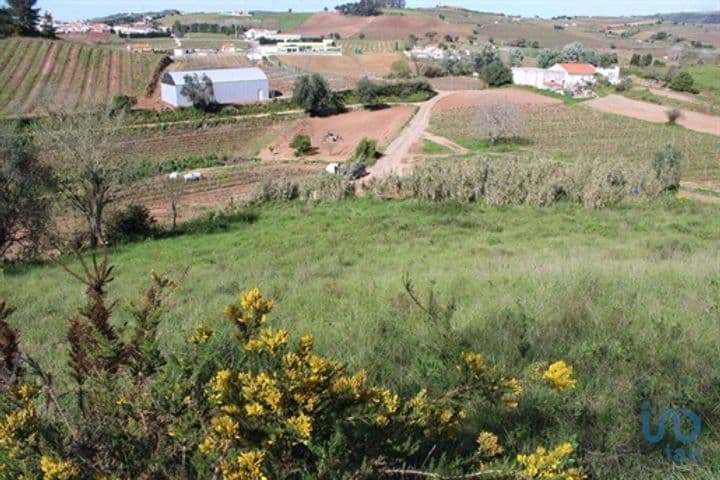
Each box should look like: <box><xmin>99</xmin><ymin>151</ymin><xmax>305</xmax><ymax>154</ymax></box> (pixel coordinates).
<box><xmin>475</xmin><ymin>99</ymin><xmax>526</xmax><ymax>144</ymax></box>
<box><xmin>164</xmin><ymin>178</ymin><xmax>183</xmax><ymax>230</ymax></box>
<box><xmin>34</xmin><ymin>109</ymin><xmax>128</xmax><ymax>248</ymax></box>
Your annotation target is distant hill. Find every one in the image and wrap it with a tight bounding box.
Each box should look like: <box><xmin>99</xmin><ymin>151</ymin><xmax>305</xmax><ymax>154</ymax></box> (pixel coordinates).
<box><xmin>90</xmin><ymin>10</ymin><xmax>181</xmax><ymax>25</ymax></box>
<box><xmin>654</xmin><ymin>11</ymin><xmax>720</xmax><ymax>24</ymax></box>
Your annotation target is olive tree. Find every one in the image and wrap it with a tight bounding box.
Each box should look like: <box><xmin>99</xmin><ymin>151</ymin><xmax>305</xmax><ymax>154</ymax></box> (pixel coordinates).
<box><xmin>181</xmin><ymin>73</ymin><xmax>216</xmax><ymax>110</ymax></box>
<box><xmin>34</xmin><ymin>110</ymin><xmax>128</xmax><ymax>248</ymax></box>
<box><xmin>0</xmin><ymin>125</ymin><xmax>54</xmax><ymax>259</ymax></box>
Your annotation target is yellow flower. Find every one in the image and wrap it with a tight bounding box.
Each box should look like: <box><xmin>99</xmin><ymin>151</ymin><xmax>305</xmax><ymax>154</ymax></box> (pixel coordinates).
<box><xmin>245</xmin><ymin>403</ymin><xmax>265</xmax><ymax>417</ymax></box>
<box><xmin>211</xmin><ymin>415</ymin><xmax>240</xmax><ymax>440</ymax></box>
<box><xmin>517</xmin><ymin>442</ymin><xmax>585</xmax><ymax>479</ymax></box>
<box><xmin>476</xmin><ymin>432</ymin><xmax>503</xmax><ymax>458</ymax></box>
<box><xmin>188</xmin><ymin>324</ymin><xmax>213</xmax><ymax>345</ymax></box>
<box><xmin>221</xmin><ymin>450</ymin><xmax>268</xmax><ymax>480</ymax></box>
<box><xmin>244</xmin><ymin>328</ymin><xmax>289</xmax><ymax>355</ymax></box>
<box><xmin>16</xmin><ymin>384</ymin><xmax>36</xmax><ymax>403</ymax></box>
<box><xmin>462</xmin><ymin>352</ymin><xmax>485</xmax><ymax>371</ymax></box>
<box><xmin>287</xmin><ymin>412</ymin><xmax>313</xmax><ymax>445</ymax></box>
<box><xmin>40</xmin><ymin>456</ymin><xmax>79</xmax><ymax>480</ymax></box>
<box><xmin>544</xmin><ymin>361</ymin><xmax>577</xmax><ymax>391</ymax></box>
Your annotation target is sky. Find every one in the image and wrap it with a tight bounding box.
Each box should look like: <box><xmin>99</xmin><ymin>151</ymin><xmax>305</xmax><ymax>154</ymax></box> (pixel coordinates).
<box><xmin>7</xmin><ymin>0</ymin><xmax>718</xmax><ymax>21</ymax></box>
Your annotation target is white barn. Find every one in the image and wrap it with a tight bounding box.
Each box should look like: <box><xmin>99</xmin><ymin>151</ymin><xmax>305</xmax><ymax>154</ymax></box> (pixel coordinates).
<box><xmin>161</xmin><ymin>68</ymin><xmax>269</xmax><ymax>107</ymax></box>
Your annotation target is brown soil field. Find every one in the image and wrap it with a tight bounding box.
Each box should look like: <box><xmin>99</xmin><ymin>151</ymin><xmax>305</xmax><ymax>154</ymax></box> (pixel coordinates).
<box><xmin>291</xmin><ymin>12</ymin><xmax>469</xmax><ymax>39</ymax></box>
<box><xmin>278</xmin><ymin>53</ymin><xmax>402</xmax><ymax>80</ymax></box>
<box><xmin>170</xmin><ymin>55</ymin><xmax>252</xmax><ymax>71</ymax></box>
<box><xmin>259</xmin><ymin>106</ymin><xmax>416</xmax><ymax>162</ymax></box>
<box><xmin>428</xmin><ymin>76</ymin><xmax>486</xmax><ymax>91</ymax></box>
<box><xmin>433</xmin><ymin>88</ymin><xmax>562</xmax><ymax>112</ymax></box>
<box><xmin>585</xmin><ymin>95</ymin><xmax>720</xmax><ymax>136</ymax></box>
<box><xmin>61</xmin><ymin>32</ymin><xmax>112</xmax><ymax>44</ymax></box>
<box><xmin>133</xmin><ymin>164</ymin><xmax>322</xmax><ymax>222</ymax></box>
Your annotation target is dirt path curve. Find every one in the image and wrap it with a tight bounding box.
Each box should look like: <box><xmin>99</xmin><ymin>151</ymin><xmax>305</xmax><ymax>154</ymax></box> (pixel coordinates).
<box><xmin>585</xmin><ymin>95</ymin><xmax>720</xmax><ymax>136</ymax></box>
<box><xmin>363</xmin><ymin>91</ymin><xmax>456</xmax><ymax>181</ymax></box>
<box><xmin>422</xmin><ymin>132</ymin><xmax>469</xmax><ymax>154</ymax></box>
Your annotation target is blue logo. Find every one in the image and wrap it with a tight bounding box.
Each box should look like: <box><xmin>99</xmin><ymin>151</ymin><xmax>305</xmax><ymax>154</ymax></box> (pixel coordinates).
<box><xmin>641</xmin><ymin>401</ymin><xmax>702</xmax><ymax>462</ymax></box>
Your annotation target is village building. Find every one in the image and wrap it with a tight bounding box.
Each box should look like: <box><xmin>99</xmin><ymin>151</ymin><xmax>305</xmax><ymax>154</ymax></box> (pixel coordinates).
<box><xmin>405</xmin><ymin>45</ymin><xmax>445</xmax><ymax>60</ymax></box>
<box><xmin>220</xmin><ymin>43</ymin><xmax>237</xmax><ymax>53</ymax></box>
<box><xmin>160</xmin><ymin>68</ymin><xmax>270</xmax><ymax>107</ymax></box>
<box><xmin>126</xmin><ymin>43</ymin><xmax>154</xmax><ymax>53</ymax></box>
<box><xmin>512</xmin><ymin>62</ymin><xmax>621</xmax><ymax>95</ymax></box>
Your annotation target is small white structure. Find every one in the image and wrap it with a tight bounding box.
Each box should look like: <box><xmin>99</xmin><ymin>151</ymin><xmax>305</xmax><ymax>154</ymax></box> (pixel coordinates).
<box><xmin>169</xmin><ymin>172</ymin><xmax>180</xmax><ymax>180</ymax></box>
<box><xmin>173</xmin><ymin>48</ymin><xmax>192</xmax><ymax>57</ymax></box>
<box><xmin>325</xmin><ymin>163</ymin><xmax>340</xmax><ymax>174</ymax></box>
<box><xmin>220</xmin><ymin>42</ymin><xmax>237</xmax><ymax>53</ymax></box>
<box><xmin>184</xmin><ymin>172</ymin><xmax>203</xmax><ymax>182</ymax></box>
<box><xmin>161</xmin><ymin>68</ymin><xmax>270</xmax><ymax>107</ymax></box>
<box><xmin>596</xmin><ymin>66</ymin><xmax>621</xmax><ymax>85</ymax></box>
<box><xmin>405</xmin><ymin>45</ymin><xmax>445</xmax><ymax>60</ymax></box>
<box><xmin>244</xmin><ymin>29</ymin><xmax>277</xmax><ymax>40</ymax></box>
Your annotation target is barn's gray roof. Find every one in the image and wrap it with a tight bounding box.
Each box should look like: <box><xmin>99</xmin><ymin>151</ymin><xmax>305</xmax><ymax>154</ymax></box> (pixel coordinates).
<box><xmin>162</xmin><ymin>68</ymin><xmax>268</xmax><ymax>86</ymax></box>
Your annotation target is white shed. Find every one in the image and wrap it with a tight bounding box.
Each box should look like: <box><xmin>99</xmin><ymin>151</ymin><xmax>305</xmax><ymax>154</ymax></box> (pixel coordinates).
<box><xmin>161</xmin><ymin>68</ymin><xmax>270</xmax><ymax>107</ymax></box>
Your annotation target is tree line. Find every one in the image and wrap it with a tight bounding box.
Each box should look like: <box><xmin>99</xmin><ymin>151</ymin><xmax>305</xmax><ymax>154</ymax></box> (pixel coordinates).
<box><xmin>336</xmin><ymin>0</ymin><xmax>407</xmax><ymax>17</ymax></box>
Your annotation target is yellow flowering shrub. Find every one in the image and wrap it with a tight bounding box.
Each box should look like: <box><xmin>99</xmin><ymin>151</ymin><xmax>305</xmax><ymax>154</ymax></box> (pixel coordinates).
<box><xmin>40</xmin><ymin>456</ymin><xmax>80</xmax><ymax>480</ymax></box>
<box><xmin>0</xmin><ymin>267</ymin><xmax>586</xmax><ymax>480</ymax></box>
<box><xmin>517</xmin><ymin>443</ymin><xmax>586</xmax><ymax>480</ymax></box>
<box><xmin>544</xmin><ymin>361</ymin><xmax>578</xmax><ymax>391</ymax></box>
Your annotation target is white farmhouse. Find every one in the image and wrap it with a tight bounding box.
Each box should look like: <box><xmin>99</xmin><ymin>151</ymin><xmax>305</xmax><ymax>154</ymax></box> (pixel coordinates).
<box><xmin>511</xmin><ymin>67</ymin><xmax>564</xmax><ymax>91</ymax></box>
<box><xmin>405</xmin><ymin>45</ymin><xmax>445</xmax><ymax>60</ymax></box>
<box><xmin>244</xmin><ymin>29</ymin><xmax>277</xmax><ymax>40</ymax></box>
<box><xmin>161</xmin><ymin>68</ymin><xmax>270</xmax><ymax>107</ymax></box>
<box><xmin>548</xmin><ymin>63</ymin><xmax>597</xmax><ymax>89</ymax></box>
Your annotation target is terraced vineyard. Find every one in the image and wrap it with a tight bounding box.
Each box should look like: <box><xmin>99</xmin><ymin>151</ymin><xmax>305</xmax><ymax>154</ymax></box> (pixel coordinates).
<box><xmin>339</xmin><ymin>39</ymin><xmax>404</xmax><ymax>55</ymax></box>
<box><xmin>0</xmin><ymin>37</ymin><xmax>165</xmax><ymax>116</ymax></box>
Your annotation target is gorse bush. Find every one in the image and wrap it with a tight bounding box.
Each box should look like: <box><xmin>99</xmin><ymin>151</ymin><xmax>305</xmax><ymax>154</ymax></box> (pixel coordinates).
<box><xmin>0</xmin><ymin>259</ymin><xmax>585</xmax><ymax>479</ymax></box>
<box><xmin>653</xmin><ymin>144</ymin><xmax>682</xmax><ymax>192</ymax></box>
<box><xmin>290</xmin><ymin>134</ymin><xmax>313</xmax><ymax>157</ymax></box>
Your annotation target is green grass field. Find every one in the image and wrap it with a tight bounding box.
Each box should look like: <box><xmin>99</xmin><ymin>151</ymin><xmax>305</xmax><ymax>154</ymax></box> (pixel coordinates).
<box><xmin>684</xmin><ymin>65</ymin><xmax>720</xmax><ymax>93</ymax></box>
<box><xmin>160</xmin><ymin>12</ymin><xmax>312</xmax><ymax>31</ymax></box>
<box><xmin>2</xmin><ymin>198</ymin><xmax>720</xmax><ymax>479</ymax></box>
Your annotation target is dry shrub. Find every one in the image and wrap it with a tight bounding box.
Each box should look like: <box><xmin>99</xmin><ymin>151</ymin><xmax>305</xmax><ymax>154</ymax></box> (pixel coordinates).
<box><xmin>370</xmin><ymin>157</ymin><xmax>664</xmax><ymax>208</ymax></box>
<box><xmin>485</xmin><ymin>159</ymin><xmax>530</xmax><ymax>206</ymax></box>
<box><xmin>252</xmin><ymin>175</ymin><xmax>355</xmax><ymax>202</ymax></box>
<box><xmin>475</xmin><ymin>100</ymin><xmax>526</xmax><ymax>144</ymax></box>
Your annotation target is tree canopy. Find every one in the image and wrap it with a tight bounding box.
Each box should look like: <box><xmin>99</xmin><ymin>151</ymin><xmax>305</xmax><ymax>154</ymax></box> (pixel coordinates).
<box><xmin>6</xmin><ymin>0</ymin><xmax>40</xmax><ymax>36</ymax></box>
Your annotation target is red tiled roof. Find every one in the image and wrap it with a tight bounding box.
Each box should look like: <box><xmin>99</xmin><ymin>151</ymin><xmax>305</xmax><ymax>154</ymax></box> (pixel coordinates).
<box><xmin>557</xmin><ymin>63</ymin><xmax>596</xmax><ymax>75</ymax></box>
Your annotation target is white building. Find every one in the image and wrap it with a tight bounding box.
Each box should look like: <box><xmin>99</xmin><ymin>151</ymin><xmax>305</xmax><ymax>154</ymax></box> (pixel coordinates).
<box><xmin>405</xmin><ymin>45</ymin><xmax>445</xmax><ymax>60</ymax></box>
<box><xmin>548</xmin><ymin>63</ymin><xmax>597</xmax><ymax>89</ymax></box>
<box><xmin>511</xmin><ymin>67</ymin><xmax>564</xmax><ymax>91</ymax></box>
<box><xmin>513</xmin><ymin>63</ymin><xmax>621</xmax><ymax>93</ymax></box>
<box><xmin>244</xmin><ymin>29</ymin><xmax>277</xmax><ymax>40</ymax></box>
<box><xmin>161</xmin><ymin>68</ymin><xmax>270</xmax><ymax>107</ymax></box>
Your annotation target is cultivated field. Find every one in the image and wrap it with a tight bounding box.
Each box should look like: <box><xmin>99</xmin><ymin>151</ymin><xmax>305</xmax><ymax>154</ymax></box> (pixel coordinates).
<box><xmin>259</xmin><ymin>105</ymin><xmax>416</xmax><ymax>161</ymax></box>
<box><xmin>339</xmin><ymin>38</ymin><xmax>404</xmax><ymax>55</ymax></box>
<box><xmin>277</xmin><ymin>53</ymin><xmax>403</xmax><ymax>79</ymax></box>
<box><xmin>430</xmin><ymin>98</ymin><xmax>720</xmax><ymax>182</ymax></box>
<box><xmin>0</xmin><ymin>37</ymin><xmax>165</xmax><ymax>115</ymax></box>
<box><xmin>159</xmin><ymin>12</ymin><xmax>312</xmax><ymax>31</ymax></box>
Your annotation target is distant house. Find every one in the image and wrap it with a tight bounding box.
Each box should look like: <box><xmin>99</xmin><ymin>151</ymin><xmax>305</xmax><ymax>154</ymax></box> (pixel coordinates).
<box><xmin>160</xmin><ymin>68</ymin><xmax>270</xmax><ymax>107</ymax></box>
<box><xmin>244</xmin><ymin>29</ymin><xmax>277</xmax><ymax>40</ymax></box>
<box><xmin>173</xmin><ymin>47</ymin><xmax>192</xmax><ymax>57</ymax></box>
<box><xmin>127</xmin><ymin>43</ymin><xmax>153</xmax><ymax>53</ymax></box>
<box><xmin>548</xmin><ymin>63</ymin><xmax>597</xmax><ymax>89</ymax></box>
<box><xmin>220</xmin><ymin>43</ymin><xmax>237</xmax><ymax>53</ymax></box>
<box><xmin>513</xmin><ymin>62</ymin><xmax>621</xmax><ymax>94</ymax></box>
<box><xmin>405</xmin><ymin>45</ymin><xmax>445</xmax><ymax>60</ymax></box>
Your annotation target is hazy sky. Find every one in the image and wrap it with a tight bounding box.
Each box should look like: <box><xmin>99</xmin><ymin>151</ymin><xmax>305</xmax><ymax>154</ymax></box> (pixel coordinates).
<box><xmin>8</xmin><ymin>0</ymin><xmax>718</xmax><ymax>21</ymax></box>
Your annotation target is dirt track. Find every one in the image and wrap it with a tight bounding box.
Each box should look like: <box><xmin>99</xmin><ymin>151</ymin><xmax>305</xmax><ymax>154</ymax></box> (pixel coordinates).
<box><xmin>364</xmin><ymin>91</ymin><xmax>454</xmax><ymax>180</ymax></box>
<box><xmin>585</xmin><ymin>95</ymin><xmax>720</xmax><ymax>136</ymax></box>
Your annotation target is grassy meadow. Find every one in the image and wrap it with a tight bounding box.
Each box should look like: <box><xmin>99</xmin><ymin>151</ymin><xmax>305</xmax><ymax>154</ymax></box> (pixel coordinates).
<box><xmin>2</xmin><ymin>198</ymin><xmax>720</xmax><ymax>479</ymax></box>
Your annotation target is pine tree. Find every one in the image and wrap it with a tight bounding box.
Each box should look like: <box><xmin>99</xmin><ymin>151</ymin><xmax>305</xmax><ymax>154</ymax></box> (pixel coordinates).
<box><xmin>7</xmin><ymin>0</ymin><xmax>40</xmax><ymax>36</ymax></box>
<box><xmin>40</xmin><ymin>10</ymin><xmax>55</xmax><ymax>38</ymax></box>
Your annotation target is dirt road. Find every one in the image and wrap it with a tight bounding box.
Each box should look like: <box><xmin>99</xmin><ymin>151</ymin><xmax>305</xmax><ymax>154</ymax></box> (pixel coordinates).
<box><xmin>585</xmin><ymin>95</ymin><xmax>720</xmax><ymax>136</ymax></box>
<box><xmin>364</xmin><ymin>91</ymin><xmax>455</xmax><ymax>180</ymax></box>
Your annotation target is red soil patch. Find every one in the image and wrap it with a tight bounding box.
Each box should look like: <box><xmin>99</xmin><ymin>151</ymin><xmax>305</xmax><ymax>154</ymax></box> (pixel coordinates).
<box><xmin>291</xmin><ymin>12</ymin><xmax>469</xmax><ymax>39</ymax></box>
<box><xmin>260</xmin><ymin>106</ymin><xmax>416</xmax><ymax>162</ymax></box>
<box><xmin>278</xmin><ymin>53</ymin><xmax>402</xmax><ymax>79</ymax></box>
<box><xmin>433</xmin><ymin>88</ymin><xmax>562</xmax><ymax>112</ymax></box>
<box><xmin>62</xmin><ymin>32</ymin><xmax>111</xmax><ymax>44</ymax></box>
<box><xmin>586</xmin><ymin>95</ymin><xmax>720</xmax><ymax>136</ymax></box>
